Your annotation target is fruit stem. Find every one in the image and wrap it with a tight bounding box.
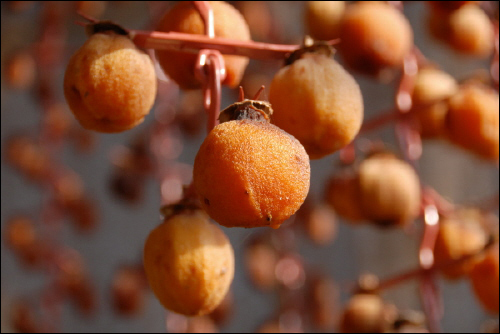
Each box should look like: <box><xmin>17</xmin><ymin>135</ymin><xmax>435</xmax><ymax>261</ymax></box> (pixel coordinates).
<box><xmin>419</xmin><ymin>204</ymin><xmax>442</xmax><ymax>333</ymax></box>
<box><xmin>374</xmin><ymin>242</ymin><xmax>496</xmax><ymax>293</ymax></box>
<box><xmin>359</xmin><ymin>108</ymin><xmax>401</xmax><ymax>134</ymax></box>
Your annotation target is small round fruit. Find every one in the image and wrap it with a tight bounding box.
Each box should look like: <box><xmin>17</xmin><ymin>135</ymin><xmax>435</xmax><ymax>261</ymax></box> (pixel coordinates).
<box><xmin>340</xmin><ymin>294</ymin><xmax>390</xmax><ymax>333</ymax></box>
<box><xmin>339</xmin><ymin>2</ymin><xmax>413</xmax><ymax>74</ymax></box>
<box><xmin>445</xmin><ymin>84</ymin><xmax>499</xmax><ymax>160</ymax></box>
<box><xmin>324</xmin><ymin>169</ymin><xmax>365</xmax><ymax>222</ymax></box>
<box><xmin>308</xmin><ymin>275</ymin><xmax>339</xmax><ymax>331</ymax></box>
<box><xmin>5</xmin><ymin>50</ymin><xmax>36</xmax><ymax>90</ymax></box>
<box><xmin>143</xmin><ymin>209</ymin><xmax>234</xmax><ymax>316</ymax></box>
<box><xmin>357</xmin><ymin>154</ymin><xmax>421</xmax><ymax>227</ymax></box>
<box><xmin>411</xmin><ymin>67</ymin><xmax>458</xmax><ymax>138</ymax></box>
<box><xmin>431</xmin><ymin>4</ymin><xmax>494</xmax><ymax>57</ymax></box>
<box><xmin>155</xmin><ymin>1</ymin><xmax>250</xmax><ymax>89</ymax></box>
<box><xmin>111</xmin><ymin>266</ymin><xmax>146</xmax><ymax>316</ymax></box>
<box><xmin>193</xmin><ymin>107</ymin><xmax>310</xmax><ymax>228</ymax></box>
<box><xmin>244</xmin><ymin>241</ymin><xmax>278</xmax><ymax>290</ymax></box>
<box><xmin>64</xmin><ymin>32</ymin><xmax>157</xmax><ymax>133</ymax></box>
<box><xmin>269</xmin><ymin>53</ymin><xmax>363</xmax><ymax>159</ymax></box>
<box><xmin>433</xmin><ymin>209</ymin><xmax>489</xmax><ymax>279</ymax></box>
<box><xmin>305</xmin><ymin>1</ymin><xmax>346</xmax><ymax>41</ymax></box>
<box><xmin>302</xmin><ymin>204</ymin><xmax>338</xmax><ymax>246</ymax></box>
<box><xmin>469</xmin><ymin>243</ymin><xmax>499</xmax><ymax>314</ymax></box>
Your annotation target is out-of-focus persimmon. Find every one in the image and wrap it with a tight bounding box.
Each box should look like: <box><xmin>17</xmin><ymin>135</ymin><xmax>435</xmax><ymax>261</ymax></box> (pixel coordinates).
<box><xmin>155</xmin><ymin>1</ymin><xmax>250</xmax><ymax>89</ymax></box>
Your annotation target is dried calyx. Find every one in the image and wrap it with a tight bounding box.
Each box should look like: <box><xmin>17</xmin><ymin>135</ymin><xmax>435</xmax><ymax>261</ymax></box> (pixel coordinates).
<box><xmin>284</xmin><ymin>36</ymin><xmax>335</xmax><ymax>66</ymax></box>
<box><xmin>85</xmin><ymin>21</ymin><xmax>129</xmax><ymax>37</ymax></box>
<box><xmin>218</xmin><ymin>99</ymin><xmax>273</xmax><ymax>123</ymax></box>
<box><xmin>159</xmin><ymin>186</ymin><xmax>201</xmax><ymax>220</ymax></box>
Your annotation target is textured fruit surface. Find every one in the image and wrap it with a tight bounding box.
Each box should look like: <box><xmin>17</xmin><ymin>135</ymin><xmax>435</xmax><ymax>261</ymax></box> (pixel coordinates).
<box><xmin>143</xmin><ymin>210</ymin><xmax>234</xmax><ymax>316</ymax></box>
<box><xmin>469</xmin><ymin>243</ymin><xmax>499</xmax><ymax>314</ymax></box>
<box><xmin>339</xmin><ymin>2</ymin><xmax>413</xmax><ymax>74</ymax></box>
<box><xmin>269</xmin><ymin>54</ymin><xmax>363</xmax><ymax>159</ymax></box>
<box><xmin>193</xmin><ymin>120</ymin><xmax>310</xmax><ymax>228</ymax></box>
<box><xmin>64</xmin><ymin>33</ymin><xmax>157</xmax><ymax>133</ymax></box>
<box><xmin>411</xmin><ymin>67</ymin><xmax>458</xmax><ymax>138</ymax></box>
<box><xmin>358</xmin><ymin>154</ymin><xmax>421</xmax><ymax>227</ymax></box>
<box><xmin>446</xmin><ymin>85</ymin><xmax>499</xmax><ymax>160</ymax></box>
<box><xmin>434</xmin><ymin>209</ymin><xmax>488</xmax><ymax>279</ymax></box>
<box><xmin>155</xmin><ymin>1</ymin><xmax>250</xmax><ymax>89</ymax></box>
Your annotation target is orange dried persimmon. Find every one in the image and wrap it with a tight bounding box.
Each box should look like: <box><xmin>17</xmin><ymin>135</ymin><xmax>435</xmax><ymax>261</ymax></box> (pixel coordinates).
<box><xmin>143</xmin><ymin>209</ymin><xmax>234</xmax><ymax>316</ymax></box>
<box><xmin>64</xmin><ymin>32</ymin><xmax>157</xmax><ymax>133</ymax></box>
<box><xmin>339</xmin><ymin>2</ymin><xmax>413</xmax><ymax>75</ymax></box>
<box><xmin>155</xmin><ymin>1</ymin><xmax>250</xmax><ymax>90</ymax></box>
<box><xmin>193</xmin><ymin>100</ymin><xmax>310</xmax><ymax>229</ymax></box>
<box><xmin>446</xmin><ymin>84</ymin><xmax>499</xmax><ymax>160</ymax></box>
<box><xmin>469</xmin><ymin>243</ymin><xmax>499</xmax><ymax>314</ymax></box>
<box><xmin>269</xmin><ymin>52</ymin><xmax>363</xmax><ymax>159</ymax></box>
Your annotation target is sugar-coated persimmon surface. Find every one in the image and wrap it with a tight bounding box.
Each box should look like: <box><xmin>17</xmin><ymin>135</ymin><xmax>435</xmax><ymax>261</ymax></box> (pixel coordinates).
<box><xmin>193</xmin><ymin>119</ymin><xmax>310</xmax><ymax>229</ymax></box>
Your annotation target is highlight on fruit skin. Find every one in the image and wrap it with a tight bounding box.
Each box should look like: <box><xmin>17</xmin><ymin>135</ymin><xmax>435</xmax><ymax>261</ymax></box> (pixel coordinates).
<box><xmin>143</xmin><ymin>209</ymin><xmax>234</xmax><ymax>316</ymax></box>
<box><xmin>193</xmin><ymin>101</ymin><xmax>310</xmax><ymax>229</ymax></box>
<box><xmin>269</xmin><ymin>52</ymin><xmax>363</xmax><ymax>159</ymax></box>
<box><xmin>64</xmin><ymin>32</ymin><xmax>157</xmax><ymax>133</ymax></box>
<box><xmin>155</xmin><ymin>1</ymin><xmax>251</xmax><ymax>90</ymax></box>
<box><xmin>338</xmin><ymin>1</ymin><xmax>413</xmax><ymax>75</ymax></box>
<box><xmin>445</xmin><ymin>84</ymin><xmax>499</xmax><ymax>161</ymax></box>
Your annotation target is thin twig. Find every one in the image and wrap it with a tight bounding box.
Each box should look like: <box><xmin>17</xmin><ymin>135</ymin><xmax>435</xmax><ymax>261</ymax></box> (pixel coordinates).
<box><xmin>130</xmin><ymin>29</ymin><xmax>339</xmax><ymax>59</ymax></box>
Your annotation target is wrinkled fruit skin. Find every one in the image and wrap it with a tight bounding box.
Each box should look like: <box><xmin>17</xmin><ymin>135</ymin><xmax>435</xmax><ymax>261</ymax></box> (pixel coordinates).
<box><xmin>155</xmin><ymin>1</ymin><xmax>250</xmax><ymax>89</ymax></box>
<box><xmin>64</xmin><ymin>33</ymin><xmax>157</xmax><ymax>133</ymax></box>
<box><xmin>193</xmin><ymin>120</ymin><xmax>310</xmax><ymax>229</ymax></box>
<box><xmin>269</xmin><ymin>54</ymin><xmax>363</xmax><ymax>159</ymax></box>
<box><xmin>143</xmin><ymin>210</ymin><xmax>234</xmax><ymax>316</ymax></box>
